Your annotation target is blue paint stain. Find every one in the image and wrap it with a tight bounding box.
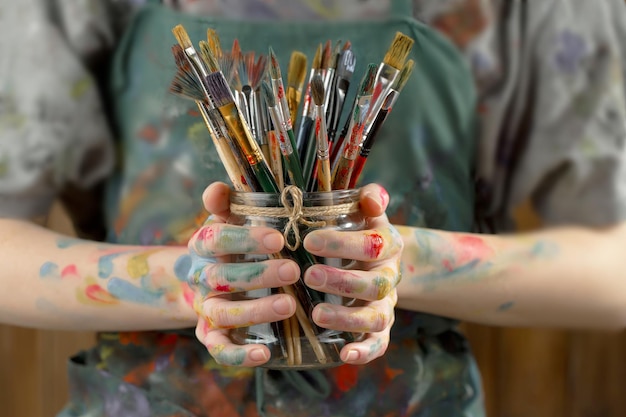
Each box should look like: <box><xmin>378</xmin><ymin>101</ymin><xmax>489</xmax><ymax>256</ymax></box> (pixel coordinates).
<box><xmin>56</xmin><ymin>238</ymin><xmax>81</xmax><ymax>249</ymax></box>
<box><xmin>98</xmin><ymin>253</ymin><xmax>122</xmax><ymax>279</ymax></box>
<box><xmin>174</xmin><ymin>255</ymin><xmax>192</xmax><ymax>281</ymax></box>
<box><xmin>106</xmin><ymin>278</ymin><xmax>164</xmax><ymax>305</ymax></box>
<box><xmin>40</xmin><ymin>262</ymin><xmax>60</xmax><ymax>279</ymax></box>
<box><xmin>498</xmin><ymin>301</ymin><xmax>515</xmax><ymax>312</ymax></box>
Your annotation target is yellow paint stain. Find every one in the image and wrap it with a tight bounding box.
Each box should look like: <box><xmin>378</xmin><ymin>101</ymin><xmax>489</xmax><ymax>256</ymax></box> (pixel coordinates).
<box><xmin>227</xmin><ymin>306</ymin><xmax>245</xmax><ymax>316</ymax></box>
<box><xmin>70</xmin><ymin>77</ymin><xmax>92</xmax><ymax>99</ymax></box>
<box><xmin>127</xmin><ymin>249</ymin><xmax>161</xmax><ymax>279</ymax></box>
<box><xmin>76</xmin><ymin>277</ymin><xmax>119</xmax><ymax>306</ymax></box>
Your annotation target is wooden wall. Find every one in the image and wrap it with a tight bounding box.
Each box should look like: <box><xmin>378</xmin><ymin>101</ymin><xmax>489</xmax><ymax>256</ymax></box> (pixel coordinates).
<box><xmin>1</xmin><ymin>203</ymin><xmax>625</xmax><ymax>417</ymax></box>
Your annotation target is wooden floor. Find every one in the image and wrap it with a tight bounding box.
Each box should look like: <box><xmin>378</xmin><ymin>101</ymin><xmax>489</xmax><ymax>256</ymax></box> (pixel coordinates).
<box><xmin>2</xmin><ymin>203</ymin><xmax>625</xmax><ymax>417</ymax></box>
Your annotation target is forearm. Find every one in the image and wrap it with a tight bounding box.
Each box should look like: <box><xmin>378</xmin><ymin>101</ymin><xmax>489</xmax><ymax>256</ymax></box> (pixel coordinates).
<box><xmin>396</xmin><ymin>223</ymin><xmax>626</xmax><ymax>330</ymax></box>
<box><xmin>0</xmin><ymin>218</ymin><xmax>196</xmax><ymax>331</ymax></box>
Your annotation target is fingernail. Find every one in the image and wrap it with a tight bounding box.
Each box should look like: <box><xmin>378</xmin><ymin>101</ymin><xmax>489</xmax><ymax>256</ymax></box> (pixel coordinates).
<box><xmin>363</xmin><ymin>190</ymin><xmax>382</xmax><ymax>212</ymax></box>
<box><xmin>272</xmin><ymin>297</ymin><xmax>293</xmax><ymax>315</ymax></box>
<box><xmin>263</xmin><ymin>233</ymin><xmax>283</xmax><ymax>252</ymax></box>
<box><xmin>342</xmin><ymin>349</ymin><xmax>360</xmax><ymax>362</ymax></box>
<box><xmin>278</xmin><ymin>262</ymin><xmax>297</xmax><ymax>283</ymax></box>
<box><xmin>306</xmin><ymin>267</ymin><xmax>326</xmax><ymax>287</ymax></box>
<box><xmin>314</xmin><ymin>305</ymin><xmax>336</xmax><ymax>325</ymax></box>
<box><xmin>305</xmin><ymin>234</ymin><xmax>324</xmax><ymax>252</ymax></box>
<box><xmin>250</xmin><ymin>348</ymin><xmax>269</xmax><ymax>362</ymax></box>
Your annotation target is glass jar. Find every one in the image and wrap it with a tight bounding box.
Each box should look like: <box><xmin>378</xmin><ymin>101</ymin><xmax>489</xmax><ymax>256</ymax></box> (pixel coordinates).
<box><xmin>228</xmin><ymin>186</ymin><xmax>365</xmax><ymax>369</ymax></box>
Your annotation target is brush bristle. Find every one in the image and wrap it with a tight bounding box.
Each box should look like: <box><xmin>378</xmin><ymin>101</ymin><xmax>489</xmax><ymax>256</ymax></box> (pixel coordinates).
<box><xmin>199</xmin><ymin>41</ymin><xmax>219</xmax><ymax>72</ymax></box>
<box><xmin>337</xmin><ymin>49</ymin><xmax>356</xmax><ymax>79</ymax></box>
<box><xmin>248</xmin><ymin>55</ymin><xmax>267</xmax><ymax>90</ymax></box>
<box><xmin>359</xmin><ymin>63</ymin><xmax>378</xmax><ymax>96</ymax></box>
<box><xmin>172</xmin><ymin>24</ymin><xmax>193</xmax><ymax>50</ymax></box>
<box><xmin>207</xmin><ymin>28</ymin><xmax>223</xmax><ymax>58</ymax></box>
<box><xmin>287</xmin><ymin>51</ymin><xmax>307</xmax><ymax>88</ymax></box>
<box><xmin>330</xmin><ymin>40</ymin><xmax>342</xmax><ymax>69</ymax></box>
<box><xmin>394</xmin><ymin>59</ymin><xmax>415</xmax><ymax>92</ymax></box>
<box><xmin>268</xmin><ymin>47</ymin><xmax>282</xmax><ymax>79</ymax></box>
<box><xmin>321</xmin><ymin>40</ymin><xmax>332</xmax><ymax>70</ymax></box>
<box><xmin>383</xmin><ymin>32</ymin><xmax>414</xmax><ymax>70</ymax></box>
<box><xmin>312</xmin><ymin>44</ymin><xmax>322</xmax><ymax>70</ymax></box>
<box><xmin>169</xmin><ymin>71</ymin><xmax>205</xmax><ymax>102</ymax></box>
<box><xmin>205</xmin><ymin>72</ymin><xmax>234</xmax><ymax>107</ymax></box>
<box><xmin>310</xmin><ymin>74</ymin><xmax>325</xmax><ymax>106</ymax></box>
<box><xmin>261</xmin><ymin>81</ymin><xmax>276</xmax><ymax>108</ymax></box>
<box><xmin>342</xmin><ymin>40</ymin><xmax>352</xmax><ymax>51</ymax></box>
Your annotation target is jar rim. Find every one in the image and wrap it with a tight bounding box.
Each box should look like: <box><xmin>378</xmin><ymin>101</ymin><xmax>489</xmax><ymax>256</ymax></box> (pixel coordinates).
<box><xmin>230</xmin><ymin>188</ymin><xmax>362</xmax><ymax>206</ymax></box>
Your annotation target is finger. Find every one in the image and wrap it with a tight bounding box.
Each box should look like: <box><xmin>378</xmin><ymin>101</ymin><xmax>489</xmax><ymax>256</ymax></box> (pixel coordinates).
<box><xmin>303</xmin><ymin>224</ymin><xmax>403</xmax><ymax>262</ymax></box>
<box><xmin>195</xmin><ymin>320</ymin><xmax>271</xmax><ymax>367</ymax></box>
<box><xmin>339</xmin><ymin>326</ymin><xmax>393</xmax><ymax>365</ymax></box>
<box><xmin>304</xmin><ymin>263</ymin><xmax>400</xmax><ymax>301</ymax></box>
<box><xmin>202</xmin><ymin>182</ymin><xmax>232</xmax><ymax>222</ymax></box>
<box><xmin>194</xmin><ymin>259</ymin><xmax>299</xmax><ymax>294</ymax></box>
<box><xmin>311</xmin><ymin>291</ymin><xmax>396</xmax><ymax>333</ymax></box>
<box><xmin>201</xmin><ymin>293</ymin><xmax>296</xmax><ymax>329</ymax></box>
<box><xmin>189</xmin><ymin>223</ymin><xmax>284</xmax><ymax>257</ymax></box>
<box><xmin>359</xmin><ymin>183</ymin><xmax>390</xmax><ymax>218</ymax></box>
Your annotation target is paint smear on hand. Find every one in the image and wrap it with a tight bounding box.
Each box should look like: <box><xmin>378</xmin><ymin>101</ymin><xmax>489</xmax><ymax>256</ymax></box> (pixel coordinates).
<box><xmin>364</xmin><ymin>232</ymin><xmax>384</xmax><ymax>259</ymax></box>
<box><xmin>107</xmin><ymin>277</ymin><xmax>165</xmax><ymax>305</ymax></box>
<box><xmin>40</xmin><ymin>262</ymin><xmax>60</xmax><ymax>279</ymax></box>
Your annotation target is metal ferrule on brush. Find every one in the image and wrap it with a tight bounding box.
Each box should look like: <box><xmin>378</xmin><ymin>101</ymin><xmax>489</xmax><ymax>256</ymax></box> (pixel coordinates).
<box><xmin>267</xmin><ymin>105</ymin><xmax>294</xmax><ymax>156</ymax></box>
<box><xmin>363</xmin><ymin>64</ymin><xmax>400</xmax><ymax>134</ymax></box>
<box><xmin>314</xmin><ymin>105</ymin><xmax>330</xmax><ymax>160</ymax></box>
<box><xmin>271</xmin><ymin>77</ymin><xmax>293</xmax><ymax>131</ymax></box>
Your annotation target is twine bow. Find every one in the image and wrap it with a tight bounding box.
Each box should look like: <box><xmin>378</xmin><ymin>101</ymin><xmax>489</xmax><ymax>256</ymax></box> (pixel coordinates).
<box><xmin>280</xmin><ymin>185</ymin><xmax>326</xmax><ymax>250</ymax></box>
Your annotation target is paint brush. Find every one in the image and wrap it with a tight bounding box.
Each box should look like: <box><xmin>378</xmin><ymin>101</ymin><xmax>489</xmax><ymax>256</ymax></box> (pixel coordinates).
<box><xmin>295</xmin><ymin>44</ymin><xmax>322</xmax><ymax>156</ymax></box>
<box><xmin>298</xmin><ymin>44</ymin><xmax>324</xmax><ymax>190</ymax></box>
<box><xmin>349</xmin><ymin>59</ymin><xmax>415</xmax><ymax>188</ymax></box>
<box><xmin>327</xmin><ymin>47</ymin><xmax>355</xmax><ymax>146</ymax></box>
<box><xmin>330</xmin><ymin>63</ymin><xmax>377</xmax><ymax>171</ymax></box>
<box><xmin>323</xmin><ymin>40</ymin><xmax>341</xmax><ymax>120</ymax></box>
<box><xmin>205</xmin><ymin>72</ymin><xmax>279</xmax><ymax>193</ymax></box>
<box><xmin>310</xmin><ymin>74</ymin><xmax>332</xmax><ymax>192</ymax></box>
<box><xmin>331</xmin><ymin>63</ymin><xmax>378</xmax><ymax>190</ymax></box>
<box><xmin>362</xmin><ymin>32</ymin><xmax>414</xmax><ymax>136</ymax></box>
<box><xmin>247</xmin><ymin>53</ymin><xmax>270</xmax><ymax>162</ymax></box>
<box><xmin>268</xmin><ymin>47</ymin><xmax>298</xmax><ymax>151</ymax></box>
<box><xmin>286</xmin><ymin>51</ymin><xmax>308</xmax><ymax>129</ymax></box>
<box><xmin>169</xmin><ymin>45</ymin><xmax>255</xmax><ymax>191</ymax></box>
<box><xmin>262</xmin><ymin>81</ymin><xmax>306</xmax><ymax>189</ymax></box>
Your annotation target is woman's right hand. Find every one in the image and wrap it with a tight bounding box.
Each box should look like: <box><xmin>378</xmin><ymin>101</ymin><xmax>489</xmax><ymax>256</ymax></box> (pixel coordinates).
<box><xmin>187</xmin><ymin>182</ymin><xmax>301</xmax><ymax>367</ymax></box>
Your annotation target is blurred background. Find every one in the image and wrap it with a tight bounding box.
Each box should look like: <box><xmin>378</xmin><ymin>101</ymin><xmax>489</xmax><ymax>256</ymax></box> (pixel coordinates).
<box><xmin>1</xmin><ymin>202</ymin><xmax>625</xmax><ymax>417</ymax></box>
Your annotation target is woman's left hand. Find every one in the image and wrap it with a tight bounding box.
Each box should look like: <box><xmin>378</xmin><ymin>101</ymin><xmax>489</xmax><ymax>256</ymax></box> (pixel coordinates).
<box><xmin>303</xmin><ymin>183</ymin><xmax>403</xmax><ymax>364</ymax></box>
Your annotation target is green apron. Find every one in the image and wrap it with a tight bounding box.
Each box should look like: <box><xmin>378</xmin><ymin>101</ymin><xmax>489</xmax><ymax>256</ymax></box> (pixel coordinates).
<box><xmin>59</xmin><ymin>1</ymin><xmax>484</xmax><ymax>416</ymax></box>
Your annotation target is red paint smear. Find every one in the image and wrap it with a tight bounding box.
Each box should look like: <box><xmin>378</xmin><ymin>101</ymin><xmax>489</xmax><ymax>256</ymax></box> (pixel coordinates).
<box><xmin>330</xmin><ymin>364</ymin><xmax>359</xmax><ymax>395</ymax></box>
<box><xmin>453</xmin><ymin>235</ymin><xmax>493</xmax><ymax>264</ymax></box>
<box><xmin>182</xmin><ymin>284</ymin><xmax>195</xmax><ymax>308</ymax></box>
<box><xmin>407</xmin><ymin>264</ymin><xmax>415</xmax><ymax>273</ymax></box>
<box><xmin>187</xmin><ymin>109</ymin><xmax>200</xmax><ymax>117</ymax></box>
<box><xmin>215</xmin><ymin>284</ymin><xmax>233</xmax><ymax>292</ymax></box>
<box><xmin>442</xmin><ymin>259</ymin><xmax>453</xmax><ymax>272</ymax></box>
<box><xmin>157</xmin><ymin>333</ymin><xmax>178</xmax><ymax>347</ymax></box>
<box><xmin>137</xmin><ymin>125</ymin><xmax>159</xmax><ymax>143</ymax></box>
<box><xmin>85</xmin><ymin>284</ymin><xmax>118</xmax><ymax>304</ymax></box>
<box><xmin>364</xmin><ymin>232</ymin><xmax>384</xmax><ymax>259</ymax></box>
<box><xmin>379</xmin><ymin>187</ymin><xmax>389</xmax><ymax>209</ymax></box>
<box><xmin>60</xmin><ymin>265</ymin><xmax>78</xmax><ymax>279</ymax></box>
<box><xmin>197</xmin><ymin>227</ymin><xmax>215</xmax><ymax>242</ymax></box>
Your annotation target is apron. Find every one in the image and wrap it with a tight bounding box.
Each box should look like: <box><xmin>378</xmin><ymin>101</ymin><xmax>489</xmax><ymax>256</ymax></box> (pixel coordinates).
<box><xmin>59</xmin><ymin>1</ymin><xmax>485</xmax><ymax>416</ymax></box>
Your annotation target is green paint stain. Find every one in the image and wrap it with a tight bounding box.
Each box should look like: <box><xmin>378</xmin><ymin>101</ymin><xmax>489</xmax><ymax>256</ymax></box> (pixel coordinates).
<box><xmin>498</xmin><ymin>301</ymin><xmax>514</xmax><ymax>312</ymax></box>
<box><xmin>218</xmin><ymin>228</ymin><xmax>258</xmax><ymax>253</ymax></box>
<box><xmin>215</xmin><ymin>347</ymin><xmax>247</xmax><ymax>366</ymax></box>
<box><xmin>222</xmin><ymin>263</ymin><xmax>266</xmax><ymax>283</ymax></box>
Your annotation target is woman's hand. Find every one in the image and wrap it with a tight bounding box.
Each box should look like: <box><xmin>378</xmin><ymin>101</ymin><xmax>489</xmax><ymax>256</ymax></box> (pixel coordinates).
<box><xmin>303</xmin><ymin>184</ymin><xmax>402</xmax><ymax>364</ymax></box>
<box><xmin>189</xmin><ymin>182</ymin><xmax>402</xmax><ymax>367</ymax></box>
<box><xmin>188</xmin><ymin>182</ymin><xmax>300</xmax><ymax>366</ymax></box>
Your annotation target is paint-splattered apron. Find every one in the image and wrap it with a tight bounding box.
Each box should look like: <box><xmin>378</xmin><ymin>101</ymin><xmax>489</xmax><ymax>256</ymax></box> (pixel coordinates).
<box><xmin>58</xmin><ymin>1</ymin><xmax>485</xmax><ymax>415</ymax></box>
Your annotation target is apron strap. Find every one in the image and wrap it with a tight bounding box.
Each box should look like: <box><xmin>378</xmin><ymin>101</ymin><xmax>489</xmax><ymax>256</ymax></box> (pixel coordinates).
<box><xmin>390</xmin><ymin>0</ymin><xmax>414</xmax><ymax>16</ymax></box>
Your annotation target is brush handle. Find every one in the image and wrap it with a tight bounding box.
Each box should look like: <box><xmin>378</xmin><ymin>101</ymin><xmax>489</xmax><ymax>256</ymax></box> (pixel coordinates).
<box><xmin>296</xmin><ymin>116</ymin><xmax>314</xmax><ymax>166</ymax></box>
<box><xmin>331</xmin><ymin>156</ymin><xmax>355</xmax><ymax>190</ymax></box>
<box><xmin>348</xmin><ymin>108</ymin><xmax>391</xmax><ymax>188</ymax></box>
<box><xmin>299</xmin><ymin>118</ymin><xmax>317</xmax><ymax>190</ymax></box>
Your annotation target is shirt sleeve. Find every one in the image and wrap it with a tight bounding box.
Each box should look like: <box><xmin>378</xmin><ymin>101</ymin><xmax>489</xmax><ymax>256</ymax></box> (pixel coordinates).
<box><xmin>474</xmin><ymin>0</ymin><xmax>626</xmax><ymax>230</ymax></box>
<box><xmin>0</xmin><ymin>0</ymin><xmax>117</xmax><ymax>219</ymax></box>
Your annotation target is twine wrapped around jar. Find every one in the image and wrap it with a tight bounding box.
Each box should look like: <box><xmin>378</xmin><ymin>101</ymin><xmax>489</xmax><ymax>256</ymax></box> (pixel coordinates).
<box><xmin>229</xmin><ymin>185</ymin><xmax>360</xmax><ymax>250</ymax></box>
